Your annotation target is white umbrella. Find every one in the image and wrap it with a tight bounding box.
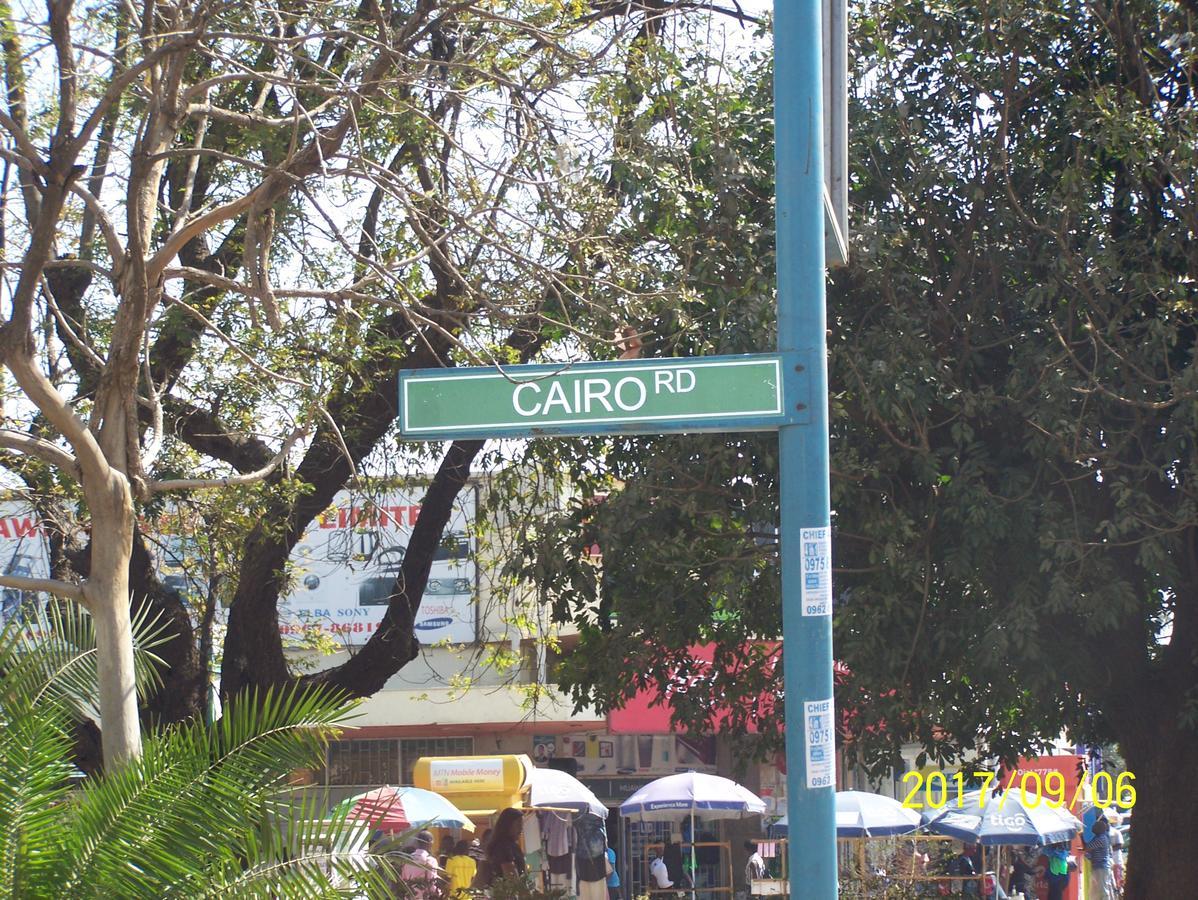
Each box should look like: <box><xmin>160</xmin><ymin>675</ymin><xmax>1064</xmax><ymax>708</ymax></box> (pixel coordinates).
<box><xmin>774</xmin><ymin>790</ymin><xmax>921</xmax><ymax>838</ymax></box>
<box><xmin>527</xmin><ymin>766</ymin><xmax>608</xmax><ymax>818</ymax></box>
<box><xmin>620</xmin><ymin>771</ymin><xmax>766</xmax><ymax>822</ymax></box>
<box><xmin>620</xmin><ymin>772</ymin><xmax>765</xmax><ymax>900</ymax></box>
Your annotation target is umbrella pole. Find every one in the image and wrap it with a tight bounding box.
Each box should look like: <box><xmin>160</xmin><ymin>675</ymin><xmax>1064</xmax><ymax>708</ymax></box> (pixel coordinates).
<box><xmin>690</xmin><ymin>810</ymin><xmax>697</xmax><ymax>900</ymax></box>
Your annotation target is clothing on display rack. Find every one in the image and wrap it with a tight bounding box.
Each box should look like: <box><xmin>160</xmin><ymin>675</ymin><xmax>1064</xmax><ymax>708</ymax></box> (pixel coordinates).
<box><xmin>575</xmin><ymin>814</ymin><xmax>609</xmax><ymax>884</ymax></box>
<box><xmin>545</xmin><ymin>811</ymin><xmax>572</xmax><ymax>857</ymax></box>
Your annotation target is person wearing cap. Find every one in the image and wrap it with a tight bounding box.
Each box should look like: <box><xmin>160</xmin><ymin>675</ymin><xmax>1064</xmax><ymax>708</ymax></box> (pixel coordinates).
<box><xmin>1085</xmin><ymin>814</ymin><xmax>1112</xmax><ymax>900</ymax></box>
<box><xmin>401</xmin><ymin>830</ymin><xmax>444</xmax><ymax>899</ymax></box>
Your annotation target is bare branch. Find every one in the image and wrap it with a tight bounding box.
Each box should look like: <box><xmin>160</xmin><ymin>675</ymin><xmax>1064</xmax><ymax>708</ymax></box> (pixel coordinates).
<box><xmin>68</xmin><ymin>180</ymin><xmax>125</xmax><ymax>265</ymax></box>
<box><xmin>146</xmin><ymin>423</ymin><xmax>309</xmax><ymax>493</ymax></box>
<box><xmin>0</xmin><ymin>108</ymin><xmax>50</xmax><ymax>177</ymax></box>
<box><xmin>0</xmin><ymin>427</ymin><xmax>80</xmax><ymax>475</ymax></box>
<box><xmin>2</xmin><ymin>348</ymin><xmax>110</xmax><ymax>485</ymax></box>
<box><xmin>41</xmin><ymin>273</ymin><xmax>105</xmax><ymax>370</ymax></box>
<box><xmin>0</xmin><ymin>572</ymin><xmax>86</xmax><ymax>604</ymax></box>
<box><xmin>160</xmin><ymin>293</ymin><xmax>311</xmax><ymax>388</ymax></box>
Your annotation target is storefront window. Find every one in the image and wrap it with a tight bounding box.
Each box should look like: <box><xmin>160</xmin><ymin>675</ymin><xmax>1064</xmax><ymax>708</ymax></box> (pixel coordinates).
<box><xmin>325</xmin><ymin>739</ymin><xmax>400</xmax><ymax>786</ymax></box>
<box><xmin>399</xmin><ymin>737</ymin><xmax>474</xmax><ymax>784</ymax></box>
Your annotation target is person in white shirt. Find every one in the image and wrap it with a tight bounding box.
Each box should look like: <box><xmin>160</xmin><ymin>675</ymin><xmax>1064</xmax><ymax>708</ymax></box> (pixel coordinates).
<box><xmin>744</xmin><ymin>841</ymin><xmax>767</xmax><ymax>885</ymax></box>
<box><xmin>649</xmin><ymin>855</ymin><xmax>674</xmax><ymax>889</ymax></box>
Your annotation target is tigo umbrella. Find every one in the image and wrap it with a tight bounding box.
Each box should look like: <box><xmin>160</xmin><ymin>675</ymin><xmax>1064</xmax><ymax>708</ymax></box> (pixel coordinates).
<box><xmin>334</xmin><ymin>786</ymin><xmax>475</xmax><ymax>832</ymax></box>
<box><xmin>924</xmin><ymin>789</ymin><xmax>1081</xmax><ymax>846</ymax></box>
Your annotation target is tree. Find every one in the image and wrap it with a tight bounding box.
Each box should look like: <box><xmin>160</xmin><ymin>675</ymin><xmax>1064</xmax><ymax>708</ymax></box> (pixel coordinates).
<box><xmin>0</xmin><ymin>601</ymin><xmax>403</xmax><ymax>898</ymax></box>
<box><xmin>504</xmin><ymin>3</ymin><xmax>1198</xmax><ymax>897</ymax></box>
<box><xmin>0</xmin><ymin>0</ymin><xmax>757</xmax><ymax>766</ymax></box>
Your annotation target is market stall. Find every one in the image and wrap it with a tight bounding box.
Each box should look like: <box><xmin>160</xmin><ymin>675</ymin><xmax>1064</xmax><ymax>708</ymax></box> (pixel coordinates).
<box><xmin>620</xmin><ymin>771</ymin><xmax>765</xmax><ymax>900</ymax></box>
<box><xmin>415</xmin><ymin>755</ymin><xmax>607</xmax><ymax>898</ymax></box>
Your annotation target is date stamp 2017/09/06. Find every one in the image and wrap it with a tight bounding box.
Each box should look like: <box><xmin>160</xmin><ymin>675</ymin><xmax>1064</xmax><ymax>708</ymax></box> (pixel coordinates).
<box><xmin>899</xmin><ymin>770</ymin><xmax>1136</xmax><ymax>812</ymax></box>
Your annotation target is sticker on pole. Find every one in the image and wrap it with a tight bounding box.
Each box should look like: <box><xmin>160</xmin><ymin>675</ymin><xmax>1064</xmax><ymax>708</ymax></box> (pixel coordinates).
<box><xmin>800</xmin><ymin>527</ymin><xmax>831</xmax><ymax>616</ymax></box>
<box><xmin>804</xmin><ymin>698</ymin><xmax>836</xmax><ymax>789</ymax></box>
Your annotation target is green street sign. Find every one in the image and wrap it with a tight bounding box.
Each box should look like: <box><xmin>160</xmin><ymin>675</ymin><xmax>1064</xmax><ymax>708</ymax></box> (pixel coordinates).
<box><xmin>398</xmin><ymin>353</ymin><xmax>802</xmax><ymax>440</ymax></box>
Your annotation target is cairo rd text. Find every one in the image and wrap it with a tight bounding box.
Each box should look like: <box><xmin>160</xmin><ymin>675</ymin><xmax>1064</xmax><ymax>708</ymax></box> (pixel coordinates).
<box><xmin>511</xmin><ymin>368</ymin><xmax>696</xmax><ymax>418</ymax></box>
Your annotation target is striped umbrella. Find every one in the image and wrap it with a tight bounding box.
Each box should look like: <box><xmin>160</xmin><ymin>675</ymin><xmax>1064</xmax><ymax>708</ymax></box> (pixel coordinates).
<box><xmin>334</xmin><ymin>785</ymin><xmax>475</xmax><ymax>832</ymax></box>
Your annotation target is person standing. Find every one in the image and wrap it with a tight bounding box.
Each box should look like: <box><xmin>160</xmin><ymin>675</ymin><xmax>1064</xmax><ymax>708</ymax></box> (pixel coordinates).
<box><xmin>484</xmin><ymin>808</ymin><xmax>527</xmax><ymax>886</ymax></box>
<box><xmin>1045</xmin><ymin>843</ymin><xmax>1073</xmax><ymax>900</ymax></box>
<box><xmin>1007</xmin><ymin>847</ymin><xmax>1036</xmax><ymax>899</ymax></box>
<box><xmin>744</xmin><ymin>841</ymin><xmax>767</xmax><ymax>887</ymax></box>
<box><xmin>949</xmin><ymin>845</ymin><xmax>979</xmax><ymax>896</ymax></box>
<box><xmin>1109</xmin><ymin>822</ymin><xmax>1125</xmax><ymax>894</ymax></box>
<box><xmin>446</xmin><ymin>840</ymin><xmax>478</xmax><ymax>898</ymax></box>
<box><xmin>1085</xmin><ymin>813</ymin><xmax>1112</xmax><ymax>900</ymax></box>
<box><xmin>400</xmin><ymin>830</ymin><xmax>444</xmax><ymax>900</ymax></box>
<box><xmin>606</xmin><ymin>846</ymin><xmax>622</xmax><ymax>900</ymax></box>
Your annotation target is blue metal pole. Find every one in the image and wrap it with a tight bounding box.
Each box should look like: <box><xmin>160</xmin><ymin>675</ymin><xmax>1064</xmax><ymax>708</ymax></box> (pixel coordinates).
<box><xmin>775</xmin><ymin>0</ymin><xmax>838</xmax><ymax>897</ymax></box>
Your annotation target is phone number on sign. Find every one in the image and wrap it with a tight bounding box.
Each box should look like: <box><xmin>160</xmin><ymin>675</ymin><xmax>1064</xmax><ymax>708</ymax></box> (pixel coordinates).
<box><xmin>900</xmin><ymin>770</ymin><xmax>1136</xmax><ymax>811</ymax></box>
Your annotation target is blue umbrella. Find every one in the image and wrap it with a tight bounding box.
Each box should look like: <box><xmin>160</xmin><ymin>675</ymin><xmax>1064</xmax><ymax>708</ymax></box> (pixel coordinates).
<box><xmin>773</xmin><ymin>791</ymin><xmax>921</xmax><ymax>838</ymax></box>
<box><xmin>924</xmin><ymin>789</ymin><xmax>1081</xmax><ymax>846</ymax></box>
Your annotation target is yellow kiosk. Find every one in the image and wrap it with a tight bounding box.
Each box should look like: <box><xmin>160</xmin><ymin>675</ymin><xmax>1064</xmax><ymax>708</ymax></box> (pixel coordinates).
<box><xmin>413</xmin><ymin>754</ymin><xmax>532</xmax><ymax>823</ymax></box>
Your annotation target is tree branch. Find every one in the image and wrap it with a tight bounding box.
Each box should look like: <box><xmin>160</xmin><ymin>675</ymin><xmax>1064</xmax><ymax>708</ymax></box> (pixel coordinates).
<box><xmin>0</xmin><ymin>427</ymin><xmax>81</xmax><ymax>476</ymax></box>
<box><xmin>146</xmin><ymin>423</ymin><xmax>309</xmax><ymax>493</ymax></box>
<box><xmin>162</xmin><ymin>397</ymin><xmax>275</xmax><ymax>474</ymax></box>
<box><xmin>0</xmin><ymin>572</ymin><xmax>85</xmax><ymax>605</ymax></box>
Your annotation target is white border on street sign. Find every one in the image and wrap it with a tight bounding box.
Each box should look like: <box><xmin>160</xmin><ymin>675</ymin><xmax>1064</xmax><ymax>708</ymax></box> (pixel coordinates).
<box><xmin>401</xmin><ymin>357</ymin><xmax>783</xmax><ymax>433</ymax></box>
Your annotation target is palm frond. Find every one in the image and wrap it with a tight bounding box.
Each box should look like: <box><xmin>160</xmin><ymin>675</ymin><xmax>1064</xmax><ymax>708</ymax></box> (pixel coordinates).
<box><xmin>61</xmin><ymin>686</ymin><xmax>363</xmax><ymax>896</ymax></box>
<box><xmin>0</xmin><ymin>599</ymin><xmax>168</xmax><ymax>721</ymax></box>
<box><xmin>181</xmin><ymin>794</ymin><xmax>405</xmax><ymax>899</ymax></box>
<box><xmin>0</xmin><ymin>617</ymin><xmax>410</xmax><ymax>898</ymax></box>
<box><xmin>0</xmin><ymin>701</ymin><xmax>76</xmax><ymax>898</ymax></box>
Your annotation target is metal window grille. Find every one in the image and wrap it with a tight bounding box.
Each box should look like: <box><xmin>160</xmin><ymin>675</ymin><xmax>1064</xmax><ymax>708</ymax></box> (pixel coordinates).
<box><xmin>324</xmin><ymin>739</ymin><xmax>400</xmax><ymax>786</ymax></box>
<box><xmin>399</xmin><ymin>737</ymin><xmax>474</xmax><ymax>785</ymax></box>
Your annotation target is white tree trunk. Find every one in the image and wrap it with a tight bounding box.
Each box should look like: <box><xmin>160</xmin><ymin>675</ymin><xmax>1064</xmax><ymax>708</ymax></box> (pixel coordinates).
<box><xmin>83</xmin><ymin>476</ymin><xmax>142</xmax><ymax>765</ymax></box>
<box><xmin>91</xmin><ymin>589</ymin><xmax>141</xmax><ymax>764</ymax></box>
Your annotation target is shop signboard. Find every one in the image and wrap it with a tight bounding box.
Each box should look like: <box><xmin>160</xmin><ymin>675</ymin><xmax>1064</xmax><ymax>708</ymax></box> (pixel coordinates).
<box><xmin>280</xmin><ymin>487</ymin><xmax>477</xmax><ymax>646</ymax></box>
<box><xmin>429</xmin><ymin>757</ymin><xmax>506</xmax><ymax>792</ymax></box>
<box><xmin>0</xmin><ymin>501</ymin><xmax>207</xmax><ymax>631</ymax></box>
<box><xmin>0</xmin><ymin>488</ymin><xmax>479</xmax><ymax>648</ymax></box>
<box><xmin>0</xmin><ymin>503</ymin><xmax>51</xmax><ymax>629</ymax></box>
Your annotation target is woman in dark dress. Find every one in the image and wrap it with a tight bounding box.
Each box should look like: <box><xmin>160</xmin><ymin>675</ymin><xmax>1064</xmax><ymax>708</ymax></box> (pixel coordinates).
<box><xmin>484</xmin><ymin>807</ymin><xmax>527</xmax><ymax>886</ymax></box>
